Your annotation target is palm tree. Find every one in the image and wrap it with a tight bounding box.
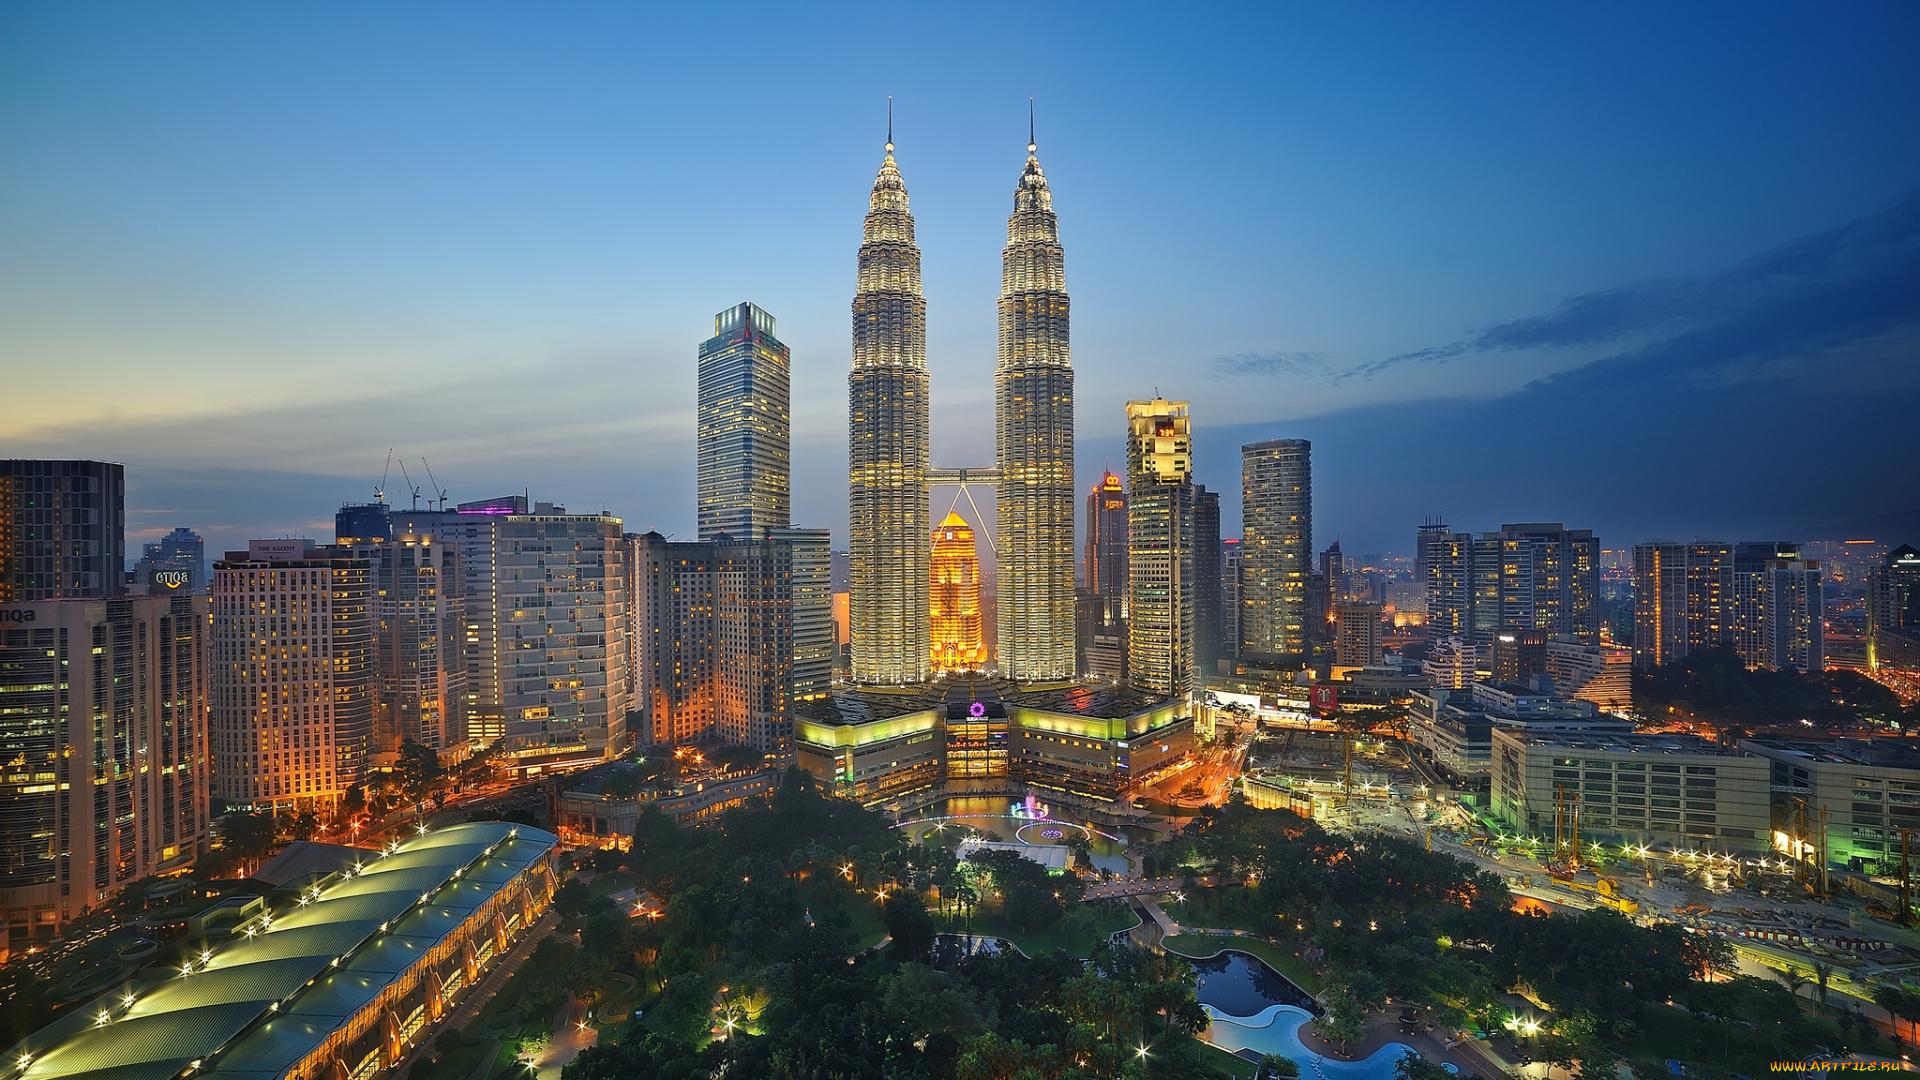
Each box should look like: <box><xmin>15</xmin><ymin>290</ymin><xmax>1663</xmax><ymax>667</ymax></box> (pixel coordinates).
<box><xmin>1812</xmin><ymin>960</ymin><xmax>1835</xmax><ymax>1015</ymax></box>
<box><xmin>1775</xmin><ymin>964</ymin><xmax>1810</xmax><ymax>1002</ymax></box>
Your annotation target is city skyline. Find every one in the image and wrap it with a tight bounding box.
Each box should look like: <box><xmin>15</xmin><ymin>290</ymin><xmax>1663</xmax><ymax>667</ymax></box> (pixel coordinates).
<box><xmin>4</xmin><ymin>8</ymin><xmax>1917</xmax><ymax>559</ymax></box>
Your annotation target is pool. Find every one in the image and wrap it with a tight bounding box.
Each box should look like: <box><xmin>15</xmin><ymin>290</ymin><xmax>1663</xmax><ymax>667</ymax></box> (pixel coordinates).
<box><xmin>1191</xmin><ymin>950</ymin><xmax>1319</xmax><ymax>1015</ymax></box>
<box><xmin>895</xmin><ymin>796</ymin><xmax>1146</xmax><ymax>874</ymax></box>
<box><xmin>1206</xmin><ymin>1004</ymin><xmax>1421</xmax><ymax>1080</ymax></box>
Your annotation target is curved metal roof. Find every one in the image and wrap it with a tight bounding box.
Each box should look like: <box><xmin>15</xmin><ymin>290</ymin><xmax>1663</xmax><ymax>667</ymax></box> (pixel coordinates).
<box><xmin>7</xmin><ymin>821</ymin><xmax>557</xmax><ymax>1080</ymax></box>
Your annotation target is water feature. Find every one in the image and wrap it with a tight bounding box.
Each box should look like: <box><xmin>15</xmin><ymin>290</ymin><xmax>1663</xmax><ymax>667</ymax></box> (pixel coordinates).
<box><xmin>895</xmin><ymin>796</ymin><xmax>1145</xmax><ymax>875</ymax></box>
<box><xmin>1206</xmin><ymin>1005</ymin><xmax>1421</xmax><ymax>1080</ymax></box>
<box><xmin>1191</xmin><ymin>950</ymin><xmax>1319</xmax><ymax>1015</ymax></box>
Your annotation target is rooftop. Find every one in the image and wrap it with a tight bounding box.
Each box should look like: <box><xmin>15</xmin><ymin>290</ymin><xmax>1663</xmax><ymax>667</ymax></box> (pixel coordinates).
<box><xmin>7</xmin><ymin>822</ymin><xmax>557</xmax><ymax>1080</ymax></box>
<box><xmin>1743</xmin><ymin>738</ymin><xmax>1920</xmax><ymax>770</ymax></box>
<box><xmin>1501</xmin><ymin>731</ymin><xmax>1755</xmax><ymax>758</ymax></box>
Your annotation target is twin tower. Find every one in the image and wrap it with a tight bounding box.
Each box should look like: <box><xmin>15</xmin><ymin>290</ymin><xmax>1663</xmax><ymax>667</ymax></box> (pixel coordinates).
<box><xmin>849</xmin><ymin>123</ymin><xmax>1075</xmax><ymax>686</ymax></box>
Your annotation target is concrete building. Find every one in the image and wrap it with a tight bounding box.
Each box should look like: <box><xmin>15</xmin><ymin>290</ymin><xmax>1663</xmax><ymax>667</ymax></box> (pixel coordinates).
<box><xmin>1410</xmin><ymin>681</ymin><xmax>1628</xmax><ymax>789</ymax></box>
<box><xmin>1126</xmin><ymin>399</ymin><xmax>1195</xmax><ymax>698</ymax></box>
<box><xmin>405</xmin><ymin>496</ymin><xmax>529</xmax><ymax>747</ymax></box>
<box><xmin>697</xmin><ymin>302</ymin><xmax>791</xmax><ymax>542</ymax></box>
<box><xmin>1241</xmin><ymin>439</ymin><xmax>1311</xmax><ymax>662</ymax></box>
<box><xmin>1635</xmin><ymin>540</ymin><xmax>1824</xmax><ymax>673</ymax></box>
<box><xmin>131</xmin><ymin>527</ymin><xmax>208</xmax><ymax>595</ymax></box>
<box><xmin>1490</xmin><ymin>629</ymin><xmax>1548</xmax><ymax>686</ymax></box>
<box><xmin>0</xmin><ymin>460</ymin><xmax>124</xmax><ymax>601</ymax></box>
<box><xmin>1544</xmin><ymin>637</ymin><xmax>1633</xmax><ymax>714</ymax></box>
<box><xmin>1489</xmin><ymin>730</ymin><xmax>1769</xmax><ymax>853</ymax></box>
<box><xmin>0</xmin><ymin>593</ymin><xmax>209</xmax><ymax>946</ymax></box>
<box><xmin>770</xmin><ymin>526</ymin><xmax>833</xmax><ymax>701</ymax></box>
<box><xmin>1869</xmin><ymin>545</ymin><xmax>1920</xmax><ymax>671</ymax></box>
<box><xmin>1422</xmin><ymin>635</ymin><xmax>1483</xmax><ymax>690</ymax></box>
<box><xmin>1193</xmin><ymin>486</ymin><xmax>1224</xmax><ymax>679</ymax></box>
<box><xmin>4</xmin><ymin>823</ymin><xmax>557</xmax><ymax>1080</ymax></box>
<box><xmin>1220</xmin><ymin>538</ymin><xmax>1243</xmax><ymax>660</ymax></box>
<box><xmin>337</xmin><ymin>507</ymin><xmax>468</xmax><ymax>759</ymax></box>
<box><xmin>491</xmin><ymin>511</ymin><xmax>629</xmax><ymax>757</ymax></box>
<box><xmin>211</xmin><ymin>541</ymin><xmax>374</xmax><ymax>813</ymax></box>
<box><xmin>1740</xmin><ymin>738</ymin><xmax>1920</xmax><ymax>874</ymax></box>
<box><xmin>1333</xmin><ymin>601</ymin><xmax>1383</xmax><ymax>668</ymax></box>
<box><xmin>629</xmin><ymin>532</ymin><xmax>792</xmax><ymax>760</ymax></box>
<box><xmin>1425</xmin><ymin>524</ymin><xmax>1600</xmax><ymax>647</ymax></box>
<box><xmin>794</xmin><ymin>676</ymin><xmax>1193</xmax><ymax>805</ymax></box>
<box><xmin>1086</xmin><ymin>471</ymin><xmax>1127</xmax><ymax>606</ymax></box>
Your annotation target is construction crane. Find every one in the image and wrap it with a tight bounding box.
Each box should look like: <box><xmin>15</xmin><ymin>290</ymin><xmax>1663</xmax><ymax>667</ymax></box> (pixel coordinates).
<box><xmin>421</xmin><ymin>458</ymin><xmax>449</xmax><ymax>510</ymax></box>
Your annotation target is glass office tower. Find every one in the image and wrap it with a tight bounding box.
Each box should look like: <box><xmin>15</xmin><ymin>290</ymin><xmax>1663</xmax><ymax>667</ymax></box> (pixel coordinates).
<box><xmin>698</xmin><ymin>302</ymin><xmax>791</xmax><ymax>542</ymax></box>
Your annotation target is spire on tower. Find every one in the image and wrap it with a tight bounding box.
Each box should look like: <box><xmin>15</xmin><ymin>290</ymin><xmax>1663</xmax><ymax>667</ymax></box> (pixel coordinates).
<box><xmin>1028</xmin><ymin>96</ymin><xmax>1036</xmax><ymax>154</ymax></box>
<box><xmin>886</xmin><ymin>96</ymin><xmax>894</xmax><ymax>154</ymax></box>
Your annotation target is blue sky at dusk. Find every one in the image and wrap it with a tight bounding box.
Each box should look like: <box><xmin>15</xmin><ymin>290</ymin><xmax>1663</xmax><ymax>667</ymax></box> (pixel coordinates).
<box><xmin>3</xmin><ymin>4</ymin><xmax>1917</xmax><ymax>560</ymax></box>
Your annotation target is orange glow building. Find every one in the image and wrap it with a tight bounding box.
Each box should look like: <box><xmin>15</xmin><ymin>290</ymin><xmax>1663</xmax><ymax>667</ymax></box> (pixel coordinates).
<box><xmin>931</xmin><ymin>511</ymin><xmax>986</xmax><ymax>672</ymax></box>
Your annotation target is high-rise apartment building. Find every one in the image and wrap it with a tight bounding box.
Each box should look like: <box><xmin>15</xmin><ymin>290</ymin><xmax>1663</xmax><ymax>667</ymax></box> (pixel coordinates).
<box><xmin>338</xmin><ymin>506</ymin><xmax>469</xmax><ymax>757</ymax></box>
<box><xmin>1426</xmin><ymin>524</ymin><xmax>1599</xmax><ymax>646</ymax></box>
<box><xmin>995</xmin><ymin>134</ymin><xmax>1076</xmax><ymax>682</ymax></box>
<box><xmin>698</xmin><ymin>302</ymin><xmax>792</xmax><ymax>542</ymax></box>
<box><xmin>1490</xmin><ymin>628</ymin><xmax>1548</xmax><ymax>685</ymax></box>
<box><xmin>930</xmin><ymin>512</ymin><xmax>987</xmax><ymax>673</ymax></box>
<box><xmin>1086</xmin><ymin>471</ymin><xmax>1128</xmax><ymax>605</ymax></box>
<box><xmin>0</xmin><ymin>460</ymin><xmax>125</xmax><ymax>601</ymax></box>
<box><xmin>1127</xmin><ymin>399</ymin><xmax>1195</xmax><ymax>697</ymax></box>
<box><xmin>131</xmin><ymin>527</ymin><xmax>208</xmax><ymax>594</ymax></box>
<box><xmin>1632</xmin><ymin>542</ymin><xmax>1732</xmax><ymax>671</ymax></box>
<box><xmin>0</xmin><ymin>592</ymin><xmax>209</xmax><ymax>946</ymax></box>
<box><xmin>630</xmin><ymin>532</ymin><xmax>792</xmax><ymax>758</ymax></box>
<box><xmin>1868</xmin><ymin>545</ymin><xmax>1920</xmax><ymax>671</ymax></box>
<box><xmin>496</xmin><ymin>513</ymin><xmax>629</xmax><ymax>755</ymax></box>
<box><xmin>1192</xmin><ymin>486</ymin><xmax>1223</xmax><ymax>679</ymax></box>
<box><xmin>1634</xmin><ymin>540</ymin><xmax>1821</xmax><ymax>673</ymax></box>
<box><xmin>1241</xmin><ymin>438</ymin><xmax>1311</xmax><ymax>662</ymax></box>
<box><xmin>407</xmin><ymin>497</ymin><xmax>516</xmax><ymax>746</ymax></box>
<box><xmin>1321</xmin><ymin>541</ymin><xmax>1345</xmax><ymax>600</ymax></box>
<box><xmin>1415</xmin><ymin>518</ymin><xmax>1450</xmax><ymax>612</ymax></box>
<box><xmin>211</xmin><ymin>541</ymin><xmax>373</xmax><ymax>812</ymax></box>
<box><xmin>1221</xmin><ymin>538</ymin><xmax>1243</xmax><ymax>660</ymax></box>
<box><xmin>770</xmin><ymin>526</ymin><xmax>833</xmax><ymax>701</ymax></box>
<box><xmin>848</xmin><ymin>133</ymin><xmax>931</xmax><ymax>686</ymax></box>
<box><xmin>1333</xmin><ymin>601</ymin><xmax>1383</xmax><ymax>667</ymax></box>
<box><xmin>1545</xmin><ymin>638</ymin><xmax>1633</xmax><ymax>714</ymax></box>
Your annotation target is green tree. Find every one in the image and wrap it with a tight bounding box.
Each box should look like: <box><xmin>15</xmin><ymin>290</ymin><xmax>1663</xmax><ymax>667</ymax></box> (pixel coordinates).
<box><xmin>225</xmin><ymin>809</ymin><xmax>278</xmax><ymax>871</ymax></box>
<box><xmin>1393</xmin><ymin>1051</ymin><xmax>1451</xmax><ymax>1080</ymax></box>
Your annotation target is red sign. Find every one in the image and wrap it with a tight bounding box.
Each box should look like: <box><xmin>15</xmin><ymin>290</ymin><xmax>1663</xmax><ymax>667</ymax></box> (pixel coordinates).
<box><xmin>1311</xmin><ymin>684</ymin><xmax>1339</xmax><ymax>715</ymax></box>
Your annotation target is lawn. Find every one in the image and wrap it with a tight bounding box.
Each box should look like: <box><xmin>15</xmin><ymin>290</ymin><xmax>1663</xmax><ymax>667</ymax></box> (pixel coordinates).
<box><xmin>1195</xmin><ymin>1038</ymin><xmax>1263</xmax><ymax>1079</ymax></box>
<box><xmin>958</xmin><ymin>901</ymin><xmax>1140</xmax><ymax>958</ymax></box>
<box><xmin>1163</xmin><ymin>932</ymin><xmax>1326</xmax><ymax>996</ymax></box>
<box><xmin>585</xmin><ymin>871</ymin><xmax>638</xmax><ymax>899</ymax></box>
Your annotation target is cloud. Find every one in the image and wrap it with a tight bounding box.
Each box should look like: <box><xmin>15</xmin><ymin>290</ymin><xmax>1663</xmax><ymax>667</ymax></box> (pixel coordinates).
<box><xmin>1207</xmin><ymin>351</ymin><xmax>1330</xmax><ymax>379</ymax></box>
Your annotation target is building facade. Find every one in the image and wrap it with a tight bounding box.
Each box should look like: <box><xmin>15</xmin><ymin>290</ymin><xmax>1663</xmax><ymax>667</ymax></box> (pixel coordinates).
<box><xmin>1192</xmin><ymin>486</ymin><xmax>1223</xmax><ymax>679</ymax></box>
<box><xmin>131</xmin><ymin>527</ymin><xmax>208</xmax><ymax>595</ymax></box>
<box><xmin>0</xmin><ymin>593</ymin><xmax>209</xmax><ymax>945</ymax></box>
<box><xmin>848</xmin><ymin>136</ymin><xmax>931</xmax><ymax>686</ymax></box>
<box><xmin>1241</xmin><ymin>439</ymin><xmax>1311</xmax><ymax>662</ymax></box>
<box><xmin>1126</xmin><ymin>399</ymin><xmax>1195</xmax><ymax>698</ymax></box>
<box><xmin>211</xmin><ymin>542</ymin><xmax>374</xmax><ymax>813</ymax></box>
<box><xmin>629</xmin><ymin>532</ymin><xmax>793</xmax><ymax>758</ymax></box>
<box><xmin>697</xmin><ymin>302</ymin><xmax>792</xmax><ymax>542</ymax></box>
<box><xmin>769</xmin><ymin>526</ymin><xmax>833</xmax><ymax>701</ymax></box>
<box><xmin>1544</xmin><ymin>638</ymin><xmax>1633</xmax><ymax>714</ymax></box>
<box><xmin>339</xmin><ymin>508</ymin><xmax>468</xmax><ymax>758</ymax></box>
<box><xmin>1086</xmin><ymin>471</ymin><xmax>1128</xmax><ymax>605</ymax></box>
<box><xmin>1634</xmin><ymin>540</ymin><xmax>1823</xmax><ymax>673</ymax></box>
<box><xmin>1333</xmin><ymin>601</ymin><xmax>1384</xmax><ymax>668</ymax></box>
<box><xmin>1740</xmin><ymin>738</ymin><xmax>1920</xmax><ymax>873</ymax></box>
<box><xmin>1868</xmin><ymin>545</ymin><xmax>1920</xmax><ymax>671</ymax></box>
<box><xmin>1490</xmin><ymin>730</ymin><xmax>1770</xmax><ymax>854</ymax></box>
<box><xmin>995</xmin><ymin>136</ymin><xmax>1076</xmax><ymax>682</ymax></box>
<box><xmin>0</xmin><ymin>460</ymin><xmax>125</xmax><ymax>602</ymax></box>
<box><xmin>494</xmin><ymin>513</ymin><xmax>629</xmax><ymax>756</ymax></box>
<box><xmin>930</xmin><ymin>512</ymin><xmax>987</xmax><ymax>672</ymax></box>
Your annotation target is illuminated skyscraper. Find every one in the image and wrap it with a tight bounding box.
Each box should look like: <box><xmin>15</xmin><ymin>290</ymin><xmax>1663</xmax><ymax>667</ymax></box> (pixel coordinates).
<box><xmin>848</xmin><ymin>123</ymin><xmax>931</xmax><ymax>685</ymax></box>
<box><xmin>1192</xmin><ymin>485</ymin><xmax>1223</xmax><ymax>676</ymax></box>
<box><xmin>931</xmin><ymin>511</ymin><xmax>987</xmax><ymax>672</ymax></box>
<box><xmin>698</xmin><ymin>302</ymin><xmax>791</xmax><ymax>541</ymax></box>
<box><xmin>1086</xmin><ymin>471</ymin><xmax>1127</xmax><ymax>605</ymax></box>
<box><xmin>996</xmin><ymin>124</ymin><xmax>1076</xmax><ymax>681</ymax></box>
<box><xmin>0</xmin><ymin>459</ymin><xmax>124</xmax><ymax>601</ymax></box>
<box><xmin>1127</xmin><ymin>399</ymin><xmax>1195</xmax><ymax>697</ymax></box>
<box><xmin>1241</xmin><ymin>438</ymin><xmax>1311</xmax><ymax>662</ymax></box>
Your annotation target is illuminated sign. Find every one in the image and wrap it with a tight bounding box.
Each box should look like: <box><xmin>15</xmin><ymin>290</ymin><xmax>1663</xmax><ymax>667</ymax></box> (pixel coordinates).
<box><xmin>0</xmin><ymin>609</ymin><xmax>36</xmax><ymax>624</ymax></box>
<box><xmin>152</xmin><ymin>570</ymin><xmax>190</xmax><ymax>590</ymax></box>
<box><xmin>1311</xmin><ymin>685</ymin><xmax>1339</xmax><ymax>714</ymax></box>
<box><xmin>969</xmin><ymin>701</ymin><xmax>987</xmax><ymax>718</ymax></box>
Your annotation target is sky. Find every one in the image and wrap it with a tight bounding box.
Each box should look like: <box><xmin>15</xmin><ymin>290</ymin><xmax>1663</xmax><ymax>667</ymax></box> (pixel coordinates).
<box><xmin>2</xmin><ymin>3</ymin><xmax>1917</xmax><ymax>563</ymax></box>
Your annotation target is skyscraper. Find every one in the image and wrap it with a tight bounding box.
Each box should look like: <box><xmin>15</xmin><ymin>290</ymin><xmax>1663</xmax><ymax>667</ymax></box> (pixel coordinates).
<box><xmin>1334</xmin><ymin>601</ymin><xmax>1384</xmax><ymax>667</ymax></box>
<box><xmin>995</xmin><ymin>127</ymin><xmax>1076</xmax><ymax>682</ymax></box>
<box><xmin>770</xmin><ymin>526</ymin><xmax>833</xmax><ymax>701</ymax></box>
<box><xmin>1731</xmin><ymin>542</ymin><xmax>1823</xmax><ymax>674</ymax></box>
<box><xmin>339</xmin><ymin>506</ymin><xmax>469</xmax><ymax>757</ymax></box>
<box><xmin>1495</xmin><ymin>523</ymin><xmax>1602</xmax><ymax>645</ymax></box>
<box><xmin>698</xmin><ymin>302</ymin><xmax>792</xmax><ymax>542</ymax></box>
<box><xmin>212</xmin><ymin>541</ymin><xmax>374</xmax><ymax>812</ymax></box>
<box><xmin>1241</xmin><ymin>438</ymin><xmax>1311</xmax><ymax>662</ymax></box>
<box><xmin>1</xmin><ymin>592</ymin><xmax>208</xmax><ymax>944</ymax></box>
<box><xmin>496</xmin><ymin>512</ymin><xmax>629</xmax><ymax>755</ymax></box>
<box><xmin>1869</xmin><ymin>545</ymin><xmax>1920</xmax><ymax>670</ymax></box>
<box><xmin>630</xmin><ymin>531</ymin><xmax>793</xmax><ymax>758</ymax></box>
<box><xmin>1192</xmin><ymin>485</ymin><xmax>1223</xmax><ymax>678</ymax></box>
<box><xmin>1221</xmin><ymin>538</ymin><xmax>1243</xmax><ymax>660</ymax></box>
<box><xmin>132</xmin><ymin>526</ymin><xmax>208</xmax><ymax>594</ymax></box>
<box><xmin>1632</xmin><ymin>541</ymin><xmax>1733</xmax><ymax>671</ymax></box>
<box><xmin>1127</xmin><ymin>399</ymin><xmax>1195</xmax><ymax>697</ymax></box>
<box><xmin>1086</xmin><ymin>471</ymin><xmax>1128</xmax><ymax>605</ymax></box>
<box><xmin>848</xmin><ymin>126</ymin><xmax>930</xmax><ymax>686</ymax></box>
<box><xmin>0</xmin><ymin>459</ymin><xmax>125</xmax><ymax>601</ymax></box>
<box><xmin>930</xmin><ymin>511</ymin><xmax>987</xmax><ymax>672</ymax></box>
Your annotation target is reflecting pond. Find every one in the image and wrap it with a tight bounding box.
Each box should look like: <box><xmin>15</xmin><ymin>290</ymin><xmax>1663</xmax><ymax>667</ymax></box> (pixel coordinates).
<box><xmin>1191</xmin><ymin>949</ymin><xmax>1318</xmax><ymax>1015</ymax></box>
<box><xmin>895</xmin><ymin>796</ymin><xmax>1144</xmax><ymax>874</ymax></box>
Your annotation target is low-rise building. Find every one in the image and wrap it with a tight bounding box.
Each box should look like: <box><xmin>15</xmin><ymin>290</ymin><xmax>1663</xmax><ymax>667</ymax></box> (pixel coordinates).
<box><xmin>1410</xmin><ymin>682</ymin><xmax>1630</xmax><ymax>798</ymax></box>
<box><xmin>1740</xmin><ymin>738</ymin><xmax>1920</xmax><ymax>873</ymax></box>
<box><xmin>554</xmin><ymin>766</ymin><xmax>782</xmax><ymax>841</ymax></box>
<box><xmin>1490</xmin><ymin>731</ymin><xmax>1769</xmax><ymax>853</ymax></box>
<box><xmin>1544</xmin><ymin>637</ymin><xmax>1633</xmax><ymax>714</ymax></box>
